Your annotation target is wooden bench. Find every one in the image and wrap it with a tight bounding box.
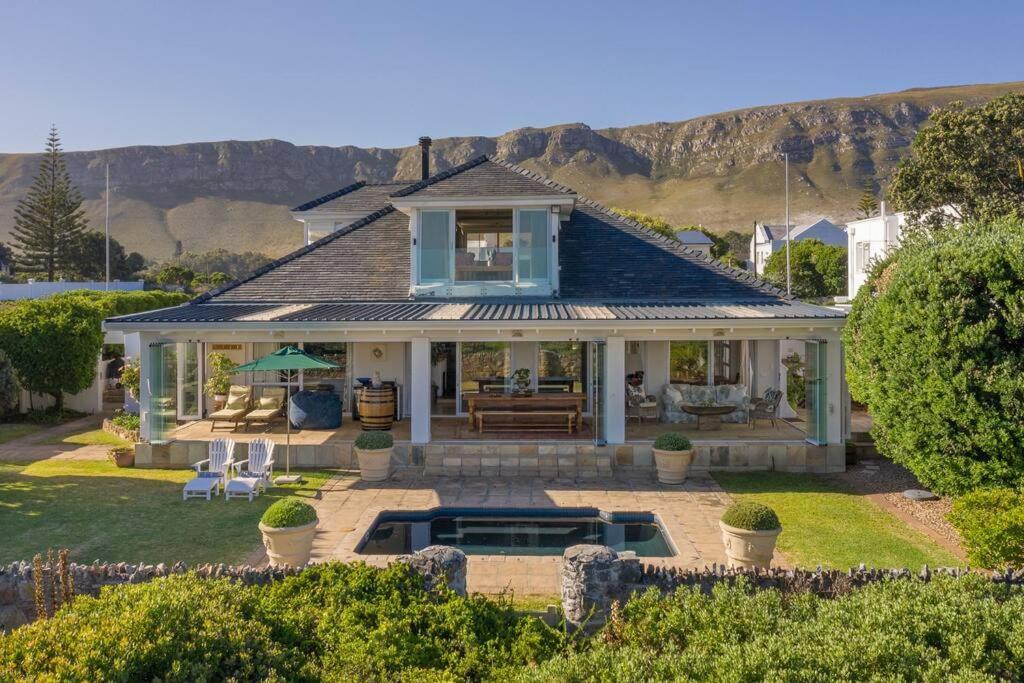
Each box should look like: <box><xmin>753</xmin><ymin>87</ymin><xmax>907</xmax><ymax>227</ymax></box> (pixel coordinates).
<box><xmin>476</xmin><ymin>410</ymin><xmax>577</xmax><ymax>434</ymax></box>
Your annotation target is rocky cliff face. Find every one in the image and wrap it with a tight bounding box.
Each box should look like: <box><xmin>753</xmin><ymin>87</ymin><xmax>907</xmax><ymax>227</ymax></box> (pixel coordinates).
<box><xmin>0</xmin><ymin>82</ymin><xmax>1019</xmax><ymax>259</ymax></box>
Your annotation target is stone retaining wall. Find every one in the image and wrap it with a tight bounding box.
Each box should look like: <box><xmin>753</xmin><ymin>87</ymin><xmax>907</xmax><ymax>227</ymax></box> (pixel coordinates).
<box><xmin>136</xmin><ymin>439</ymin><xmax>842</xmax><ymax>477</ymax></box>
<box><xmin>0</xmin><ymin>547</ymin><xmax>466</xmax><ymax>631</ymax></box>
<box><xmin>560</xmin><ymin>545</ymin><xmax>1024</xmax><ymax>631</ymax></box>
<box><xmin>101</xmin><ymin>419</ymin><xmax>139</xmax><ymax>444</ymax></box>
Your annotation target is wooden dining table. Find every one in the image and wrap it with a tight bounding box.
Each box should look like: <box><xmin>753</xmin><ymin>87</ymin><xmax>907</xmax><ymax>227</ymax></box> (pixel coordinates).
<box><xmin>466</xmin><ymin>392</ymin><xmax>586</xmax><ymax>432</ymax></box>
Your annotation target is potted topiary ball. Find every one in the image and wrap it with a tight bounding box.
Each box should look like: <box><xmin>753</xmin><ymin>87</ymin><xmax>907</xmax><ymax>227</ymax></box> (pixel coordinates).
<box><xmin>259</xmin><ymin>498</ymin><xmax>318</xmax><ymax>568</ymax></box>
<box><xmin>652</xmin><ymin>432</ymin><xmax>694</xmax><ymax>484</ymax></box>
<box><xmin>719</xmin><ymin>501</ymin><xmax>781</xmax><ymax>569</ymax></box>
<box><xmin>354</xmin><ymin>431</ymin><xmax>394</xmax><ymax>482</ymax></box>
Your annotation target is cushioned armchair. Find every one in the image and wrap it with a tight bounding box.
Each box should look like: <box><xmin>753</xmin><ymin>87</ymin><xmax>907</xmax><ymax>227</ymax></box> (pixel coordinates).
<box><xmin>626</xmin><ymin>383</ymin><xmax>658</xmax><ymax>423</ymax></box>
<box><xmin>747</xmin><ymin>388</ymin><xmax>784</xmax><ymax>428</ymax></box>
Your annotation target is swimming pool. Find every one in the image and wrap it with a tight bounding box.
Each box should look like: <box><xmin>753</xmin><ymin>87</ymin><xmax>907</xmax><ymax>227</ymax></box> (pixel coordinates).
<box><xmin>356</xmin><ymin>507</ymin><xmax>674</xmax><ymax>557</ymax></box>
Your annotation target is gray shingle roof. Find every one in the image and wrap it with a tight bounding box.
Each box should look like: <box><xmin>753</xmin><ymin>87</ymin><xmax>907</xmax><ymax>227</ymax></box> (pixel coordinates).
<box><xmin>194</xmin><ymin>207</ymin><xmax>410</xmax><ymax>303</ymax></box>
<box><xmin>675</xmin><ymin>229</ymin><xmax>714</xmax><ymax>245</ymax></box>
<box><xmin>390</xmin><ymin>156</ymin><xmax>575</xmax><ymax>198</ymax></box>
<box><xmin>292</xmin><ymin>181</ymin><xmax>413</xmax><ymax>213</ymax></box>
<box><xmin>110</xmin><ymin>154</ymin><xmax>843</xmax><ymax>327</ymax></box>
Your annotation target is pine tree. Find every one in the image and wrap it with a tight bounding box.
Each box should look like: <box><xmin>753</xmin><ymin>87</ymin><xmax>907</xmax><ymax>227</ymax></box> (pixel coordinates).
<box><xmin>11</xmin><ymin>126</ymin><xmax>89</xmax><ymax>281</ymax></box>
<box><xmin>856</xmin><ymin>179</ymin><xmax>879</xmax><ymax>219</ymax></box>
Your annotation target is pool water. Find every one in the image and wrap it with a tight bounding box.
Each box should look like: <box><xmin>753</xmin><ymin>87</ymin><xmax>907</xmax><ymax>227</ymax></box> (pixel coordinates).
<box><xmin>357</xmin><ymin>507</ymin><xmax>673</xmax><ymax>557</ymax></box>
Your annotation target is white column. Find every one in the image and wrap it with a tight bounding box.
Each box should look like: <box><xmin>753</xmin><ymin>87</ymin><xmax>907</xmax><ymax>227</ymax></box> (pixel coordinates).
<box><xmin>605</xmin><ymin>336</ymin><xmax>626</xmax><ymax>444</ymax></box>
<box><xmin>137</xmin><ymin>332</ymin><xmax>157</xmax><ymax>442</ymax></box>
<box><xmin>410</xmin><ymin>337</ymin><xmax>431</xmax><ymax>444</ymax></box>
<box><xmin>643</xmin><ymin>340</ymin><xmax>670</xmax><ymax>394</ymax></box>
<box><xmin>825</xmin><ymin>336</ymin><xmax>844</xmax><ymax>445</ymax></box>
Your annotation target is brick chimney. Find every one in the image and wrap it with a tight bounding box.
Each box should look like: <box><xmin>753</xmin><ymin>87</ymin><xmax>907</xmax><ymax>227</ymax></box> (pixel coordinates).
<box><xmin>418</xmin><ymin>136</ymin><xmax>432</xmax><ymax>180</ymax></box>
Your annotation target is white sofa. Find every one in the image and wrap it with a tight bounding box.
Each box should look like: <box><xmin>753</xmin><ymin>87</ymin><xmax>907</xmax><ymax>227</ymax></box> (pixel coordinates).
<box><xmin>660</xmin><ymin>383</ymin><xmax>749</xmax><ymax>424</ymax></box>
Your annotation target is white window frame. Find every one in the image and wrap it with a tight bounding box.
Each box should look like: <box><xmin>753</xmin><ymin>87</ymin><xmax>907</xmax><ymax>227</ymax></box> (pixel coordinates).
<box><xmin>414</xmin><ymin>207</ymin><xmax>552</xmax><ymax>287</ymax></box>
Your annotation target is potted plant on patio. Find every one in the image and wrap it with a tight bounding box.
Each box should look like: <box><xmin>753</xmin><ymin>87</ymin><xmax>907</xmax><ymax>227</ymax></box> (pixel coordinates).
<box><xmin>652</xmin><ymin>432</ymin><xmax>693</xmax><ymax>484</ymax></box>
<box><xmin>204</xmin><ymin>352</ymin><xmax>236</xmax><ymax>407</ymax></box>
<box><xmin>258</xmin><ymin>498</ymin><xmax>318</xmax><ymax>568</ymax></box>
<box><xmin>354</xmin><ymin>430</ymin><xmax>393</xmax><ymax>482</ymax></box>
<box><xmin>719</xmin><ymin>501</ymin><xmax>781</xmax><ymax>570</ymax></box>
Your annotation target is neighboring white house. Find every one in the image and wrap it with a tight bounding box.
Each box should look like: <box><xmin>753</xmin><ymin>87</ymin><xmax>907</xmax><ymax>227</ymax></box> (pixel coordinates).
<box><xmin>846</xmin><ymin>202</ymin><xmax>906</xmax><ymax>298</ymax></box>
<box><xmin>674</xmin><ymin>230</ymin><xmax>714</xmax><ymax>258</ymax></box>
<box><xmin>749</xmin><ymin>218</ymin><xmax>847</xmax><ymax>275</ymax></box>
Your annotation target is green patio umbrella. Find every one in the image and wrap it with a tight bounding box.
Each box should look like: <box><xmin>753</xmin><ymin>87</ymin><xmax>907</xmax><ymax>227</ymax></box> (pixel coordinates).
<box><xmin>234</xmin><ymin>345</ymin><xmax>340</xmax><ymax>484</ymax></box>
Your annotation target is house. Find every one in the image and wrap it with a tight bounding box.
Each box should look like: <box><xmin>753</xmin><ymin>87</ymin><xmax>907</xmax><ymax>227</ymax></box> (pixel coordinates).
<box><xmin>674</xmin><ymin>230</ymin><xmax>714</xmax><ymax>258</ymax></box>
<box><xmin>846</xmin><ymin>203</ymin><xmax>906</xmax><ymax>298</ymax></box>
<box><xmin>749</xmin><ymin>218</ymin><xmax>847</xmax><ymax>275</ymax></box>
<box><xmin>105</xmin><ymin>138</ymin><xmax>849</xmax><ymax>476</ymax></box>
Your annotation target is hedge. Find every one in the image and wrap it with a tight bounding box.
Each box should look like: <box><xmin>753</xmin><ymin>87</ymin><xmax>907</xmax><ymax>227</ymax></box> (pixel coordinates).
<box><xmin>948</xmin><ymin>488</ymin><xmax>1024</xmax><ymax>569</ymax></box>
<box><xmin>0</xmin><ymin>290</ymin><xmax>188</xmax><ymax>411</ymax></box>
<box><xmin>518</xmin><ymin>576</ymin><xmax>1024</xmax><ymax>681</ymax></box>
<box><xmin>843</xmin><ymin>219</ymin><xmax>1024</xmax><ymax>495</ymax></box>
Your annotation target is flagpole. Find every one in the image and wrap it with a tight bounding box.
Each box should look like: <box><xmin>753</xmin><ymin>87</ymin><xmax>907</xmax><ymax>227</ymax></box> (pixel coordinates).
<box><xmin>784</xmin><ymin>153</ymin><xmax>791</xmax><ymax>295</ymax></box>
<box><xmin>104</xmin><ymin>163</ymin><xmax>110</xmax><ymax>290</ymax></box>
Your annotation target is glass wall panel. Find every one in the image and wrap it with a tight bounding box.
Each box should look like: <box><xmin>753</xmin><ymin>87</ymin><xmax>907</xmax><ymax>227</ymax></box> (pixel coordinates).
<box><xmin>517</xmin><ymin>209</ymin><xmax>549</xmax><ymax>281</ymax></box>
<box><xmin>419</xmin><ymin>210</ymin><xmax>451</xmax><ymax>282</ymax></box>
<box><xmin>537</xmin><ymin>342</ymin><xmax>587</xmax><ymax>398</ymax></box>
<box><xmin>805</xmin><ymin>341</ymin><xmax>828</xmax><ymax>445</ymax></box>
<box><xmin>712</xmin><ymin>340</ymin><xmax>743</xmax><ymax>385</ymax></box>
<box><xmin>459</xmin><ymin>342</ymin><xmax>511</xmax><ymax>412</ymax></box>
<box><xmin>302</xmin><ymin>342</ymin><xmax>347</xmax><ymax>398</ymax></box>
<box><xmin>669</xmin><ymin>341</ymin><xmax>708</xmax><ymax>384</ymax></box>
<box><xmin>179</xmin><ymin>342</ymin><xmax>200</xmax><ymax>418</ymax></box>
<box><xmin>455</xmin><ymin>209</ymin><xmax>513</xmax><ymax>282</ymax></box>
<box><xmin>148</xmin><ymin>343</ymin><xmax>177</xmax><ymax>443</ymax></box>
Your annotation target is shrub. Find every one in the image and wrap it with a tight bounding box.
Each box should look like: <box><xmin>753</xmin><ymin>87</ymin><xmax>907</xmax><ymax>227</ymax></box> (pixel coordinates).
<box><xmin>355</xmin><ymin>431</ymin><xmax>393</xmax><ymax>450</ymax></box>
<box><xmin>721</xmin><ymin>501</ymin><xmax>780</xmax><ymax>531</ymax></box>
<box><xmin>0</xmin><ymin>576</ymin><xmax>301</xmax><ymax>681</ymax></box>
<box><xmin>517</xmin><ymin>576</ymin><xmax>1024</xmax><ymax>682</ymax></box>
<box><xmin>261</xmin><ymin>498</ymin><xmax>317</xmax><ymax>528</ymax></box>
<box><xmin>0</xmin><ymin>348</ymin><xmax>20</xmax><ymax>416</ymax></box>
<box><xmin>948</xmin><ymin>488</ymin><xmax>1024</xmax><ymax>568</ymax></box>
<box><xmin>843</xmin><ymin>219</ymin><xmax>1024</xmax><ymax>495</ymax></box>
<box><xmin>111</xmin><ymin>409</ymin><xmax>140</xmax><ymax>432</ymax></box>
<box><xmin>653</xmin><ymin>432</ymin><xmax>692</xmax><ymax>451</ymax></box>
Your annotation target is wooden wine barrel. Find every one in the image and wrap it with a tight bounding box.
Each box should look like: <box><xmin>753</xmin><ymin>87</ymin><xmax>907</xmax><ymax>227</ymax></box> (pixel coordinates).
<box><xmin>358</xmin><ymin>386</ymin><xmax>394</xmax><ymax>431</ymax></box>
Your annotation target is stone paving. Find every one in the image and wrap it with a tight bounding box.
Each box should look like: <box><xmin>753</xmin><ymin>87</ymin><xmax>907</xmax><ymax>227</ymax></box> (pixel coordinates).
<box><xmin>0</xmin><ymin>416</ymin><xmax>111</xmax><ymax>463</ymax></box>
<box><xmin>307</xmin><ymin>470</ymin><xmax>782</xmax><ymax>595</ymax></box>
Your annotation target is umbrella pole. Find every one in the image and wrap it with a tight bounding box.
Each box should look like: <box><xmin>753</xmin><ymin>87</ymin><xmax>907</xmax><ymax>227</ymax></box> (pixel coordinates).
<box><xmin>275</xmin><ymin>369</ymin><xmax>301</xmax><ymax>485</ymax></box>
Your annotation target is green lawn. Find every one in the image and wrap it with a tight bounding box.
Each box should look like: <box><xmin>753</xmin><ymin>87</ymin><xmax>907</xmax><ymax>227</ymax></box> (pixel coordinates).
<box><xmin>43</xmin><ymin>428</ymin><xmax>130</xmax><ymax>448</ymax></box>
<box><xmin>0</xmin><ymin>460</ymin><xmax>335</xmax><ymax>565</ymax></box>
<box><xmin>0</xmin><ymin>423</ymin><xmax>44</xmax><ymax>445</ymax></box>
<box><xmin>712</xmin><ymin>472</ymin><xmax>958</xmax><ymax>569</ymax></box>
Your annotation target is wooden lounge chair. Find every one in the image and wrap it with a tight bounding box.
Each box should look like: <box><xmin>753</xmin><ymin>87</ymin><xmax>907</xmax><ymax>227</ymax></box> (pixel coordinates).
<box><xmin>209</xmin><ymin>385</ymin><xmax>251</xmax><ymax>431</ymax></box>
<box><xmin>243</xmin><ymin>387</ymin><xmax>287</xmax><ymax>432</ymax></box>
<box><xmin>225</xmin><ymin>438</ymin><xmax>275</xmax><ymax>501</ymax></box>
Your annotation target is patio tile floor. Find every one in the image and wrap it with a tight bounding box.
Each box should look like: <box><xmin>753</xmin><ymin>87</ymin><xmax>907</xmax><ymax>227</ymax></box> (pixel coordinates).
<box><xmin>308</xmin><ymin>470</ymin><xmax>786</xmax><ymax>595</ymax></box>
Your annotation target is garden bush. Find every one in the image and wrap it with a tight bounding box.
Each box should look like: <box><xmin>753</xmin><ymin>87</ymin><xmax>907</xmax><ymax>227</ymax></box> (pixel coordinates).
<box><xmin>2</xmin><ymin>564</ymin><xmax>1022</xmax><ymax>681</ymax></box>
<box><xmin>653</xmin><ymin>432</ymin><xmax>692</xmax><ymax>451</ymax></box>
<box><xmin>720</xmin><ymin>501</ymin><xmax>780</xmax><ymax>531</ymax></box>
<box><xmin>111</xmin><ymin>409</ymin><xmax>140</xmax><ymax>432</ymax></box>
<box><xmin>261</xmin><ymin>498</ymin><xmax>317</xmax><ymax>528</ymax></box>
<box><xmin>843</xmin><ymin>219</ymin><xmax>1024</xmax><ymax>495</ymax></box>
<box><xmin>354</xmin><ymin>431</ymin><xmax>394</xmax><ymax>450</ymax></box>
<box><xmin>517</xmin><ymin>576</ymin><xmax>1024</xmax><ymax>681</ymax></box>
<box><xmin>948</xmin><ymin>488</ymin><xmax>1024</xmax><ymax>568</ymax></box>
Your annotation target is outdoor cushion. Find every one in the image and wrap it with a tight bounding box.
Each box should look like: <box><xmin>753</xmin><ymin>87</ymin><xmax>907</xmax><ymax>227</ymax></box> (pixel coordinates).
<box><xmin>245</xmin><ymin>408</ymin><xmax>279</xmax><ymax>420</ymax></box>
<box><xmin>259</xmin><ymin>395</ymin><xmax>282</xmax><ymax>409</ymax></box>
<box><xmin>225</xmin><ymin>386</ymin><xmax>249</xmax><ymax>410</ymax></box>
<box><xmin>209</xmin><ymin>407</ymin><xmax>246</xmax><ymax>420</ymax></box>
<box><xmin>663</xmin><ymin>385</ymin><xmax>683</xmax><ymax>406</ymax></box>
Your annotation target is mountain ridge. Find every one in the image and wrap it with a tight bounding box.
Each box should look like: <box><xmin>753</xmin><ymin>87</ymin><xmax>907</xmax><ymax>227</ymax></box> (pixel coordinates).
<box><xmin>0</xmin><ymin>81</ymin><xmax>1020</xmax><ymax>260</ymax></box>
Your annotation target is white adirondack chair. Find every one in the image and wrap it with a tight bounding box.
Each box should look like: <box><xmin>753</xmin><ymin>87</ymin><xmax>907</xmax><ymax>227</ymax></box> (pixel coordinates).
<box><xmin>182</xmin><ymin>438</ymin><xmax>236</xmax><ymax>500</ymax></box>
<box><xmin>225</xmin><ymin>438</ymin><xmax>275</xmax><ymax>501</ymax></box>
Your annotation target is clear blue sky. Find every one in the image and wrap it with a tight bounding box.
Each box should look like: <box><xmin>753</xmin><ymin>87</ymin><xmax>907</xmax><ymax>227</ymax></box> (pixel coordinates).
<box><xmin>1</xmin><ymin>0</ymin><xmax>1021</xmax><ymax>152</ymax></box>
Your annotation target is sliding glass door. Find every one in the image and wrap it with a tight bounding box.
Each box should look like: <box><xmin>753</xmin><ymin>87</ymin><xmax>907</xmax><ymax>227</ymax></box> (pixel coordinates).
<box><xmin>592</xmin><ymin>340</ymin><xmax>607</xmax><ymax>445</ymax></box>
<box><xmin>176</xmin><ymin>342</ymin><xmax>202</xmax><ymax>421</ymax></box>
<box><xmin>148</xmin><ymin>342</ymin><xmax>177</xmax><ymax>444</ymax></box>
<box><xmin>804</xmin><ymin>340</ymin><xmax>828</xmax><ymax>445</ymax></box>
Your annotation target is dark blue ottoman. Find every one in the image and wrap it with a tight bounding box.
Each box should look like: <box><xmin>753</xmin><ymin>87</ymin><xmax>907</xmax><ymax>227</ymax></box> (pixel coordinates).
<box><xmin>289</xmin><ymin>390</ymin><xmax>342</xmax><ymax>429</ymax></box>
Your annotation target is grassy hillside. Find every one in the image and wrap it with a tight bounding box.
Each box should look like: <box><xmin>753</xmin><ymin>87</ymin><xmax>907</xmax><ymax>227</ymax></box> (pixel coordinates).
<box><xmin>0</xmin><ymin>81</ymin><xmax>1020</xmax><ymax>259</ymax></box>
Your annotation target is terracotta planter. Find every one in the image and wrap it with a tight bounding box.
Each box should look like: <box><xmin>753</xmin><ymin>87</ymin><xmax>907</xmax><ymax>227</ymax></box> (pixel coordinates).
<box><xmin>653</xmin><ymin>448</ymin><xmax>693</xmax><ymax>484</ymax></box>
<box><xmin>356</xmin><ymin>446</ymin><xmax>393</xmax><ymax>482</ymax></box>
<box><xmin>719</xmin><ymin>521</ymin><xmax>781</xmax><ymax>569</ymax></box>
<box><xmin>259</xmin><ymin>519</ymin><xmax>317</xmax><ymax>567</ymax></box>
<box><xmin>109</xmin><ymin>447</ymin><xmax>135</xmax><ymax>468</ymax></box>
